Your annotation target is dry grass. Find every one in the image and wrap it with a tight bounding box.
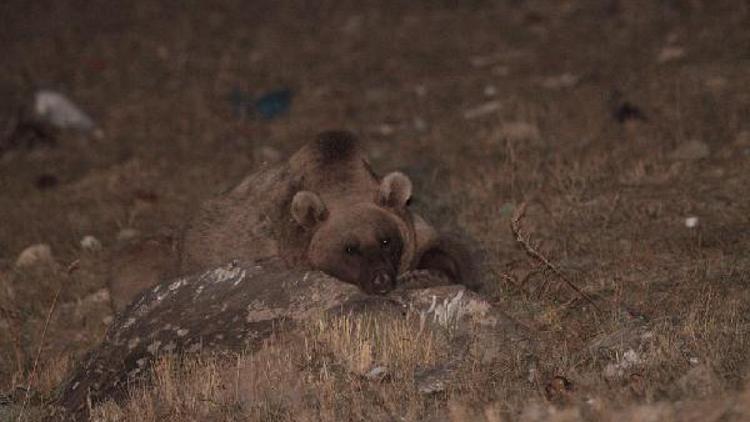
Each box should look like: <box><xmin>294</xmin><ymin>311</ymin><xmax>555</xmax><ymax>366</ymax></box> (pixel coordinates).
<box><xmin>1</xmin><ymin>0</ymin><xmax>750</xmax><ymax>420</ymax></box>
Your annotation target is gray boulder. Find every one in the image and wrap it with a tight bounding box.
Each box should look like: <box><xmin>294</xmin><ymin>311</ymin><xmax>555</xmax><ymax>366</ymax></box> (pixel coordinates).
<box><xmin>55</xmin><ymin>260</ymin><xmax>534</xmax><ymax>420</ymax></box>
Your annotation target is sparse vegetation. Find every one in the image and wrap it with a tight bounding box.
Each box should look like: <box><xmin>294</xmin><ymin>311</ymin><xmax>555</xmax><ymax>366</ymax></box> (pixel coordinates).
<box><xmin>2</xmin><ymin>0</ymin><xmax>750</xmax><ymax>420</ymax></box>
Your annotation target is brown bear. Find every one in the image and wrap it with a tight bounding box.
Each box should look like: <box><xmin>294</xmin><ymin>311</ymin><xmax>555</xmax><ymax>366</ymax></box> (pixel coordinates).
<box><xmin>178</xmin><ymin>131</ymin><xmax>475</xmax><ymax>295</ymax></box>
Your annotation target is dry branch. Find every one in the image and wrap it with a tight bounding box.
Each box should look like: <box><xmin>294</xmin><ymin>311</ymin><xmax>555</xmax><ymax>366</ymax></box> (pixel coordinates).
<box><xmin>510</xmin><ymin>202</ymin><xmax>601</xmax><ymax>312</ymax></box>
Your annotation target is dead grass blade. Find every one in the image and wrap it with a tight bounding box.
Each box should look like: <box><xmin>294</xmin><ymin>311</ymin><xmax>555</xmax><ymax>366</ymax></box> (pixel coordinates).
<box><xmin>16</xmin><ymin>260</ymin><xmax>78</xmax><ymax>421</ymax></box>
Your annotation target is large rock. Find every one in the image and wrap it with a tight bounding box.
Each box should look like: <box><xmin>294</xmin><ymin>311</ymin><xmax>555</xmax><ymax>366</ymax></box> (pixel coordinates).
<box><xmin>55</xmin><ymin>260</ymin><xmax>534</xmax><ymax>420</ymax></box>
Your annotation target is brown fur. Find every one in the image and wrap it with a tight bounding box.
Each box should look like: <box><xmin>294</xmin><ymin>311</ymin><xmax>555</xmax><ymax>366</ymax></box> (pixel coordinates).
<box><xmin>176</xmin><ymin>130</ymin><xmax>477</xmax><ymax>294</ymax></box>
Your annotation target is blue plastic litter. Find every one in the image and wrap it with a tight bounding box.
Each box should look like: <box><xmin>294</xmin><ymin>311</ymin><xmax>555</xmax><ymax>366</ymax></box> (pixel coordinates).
<box><xmin>255</xmin><ymin>89</ymin><xmax>292</xmax><ymax>119</ymax></box>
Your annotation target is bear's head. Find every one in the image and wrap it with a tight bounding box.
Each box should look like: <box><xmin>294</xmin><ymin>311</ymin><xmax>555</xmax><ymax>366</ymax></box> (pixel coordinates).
<box><xmin>291</xmin><ymin>172</ymin><xmax>413</xmax><ymax>294</ymax></box>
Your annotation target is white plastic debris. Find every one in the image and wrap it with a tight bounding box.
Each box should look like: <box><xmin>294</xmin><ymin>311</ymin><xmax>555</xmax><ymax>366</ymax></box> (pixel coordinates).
<box><xmin>34</xmin><ymin>90</ymin><xmax>99</xmax><ymax>134</ymax></box>
<box><xmin>80</xmin><ymin>235</ymin><xmax>103</xmax><ymax>251</ymax></box>
<box><xmin>15</xmin><ymin>243</ymin><xmax>54</xmax><ymax>268</ymax></box>
<box><xmin>685</xmin><ymin>217</ymin><xmax>699</xmax><ymax>228</ymax></box>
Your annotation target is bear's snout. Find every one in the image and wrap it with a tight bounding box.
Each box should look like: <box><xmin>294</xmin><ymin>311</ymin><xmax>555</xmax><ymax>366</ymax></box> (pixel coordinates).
<box><xmin>370</xmin><ymin>269</ymin><xmax>395</xmax><ymax>294</ymax></box>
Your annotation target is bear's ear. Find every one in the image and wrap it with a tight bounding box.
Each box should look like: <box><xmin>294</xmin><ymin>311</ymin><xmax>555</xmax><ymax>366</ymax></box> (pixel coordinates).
<box><xmin>378</xmin><ymin>172</ymin><xmax>413</xmax><ymax>209</ymax></box>
<box><xmin>291</xmin><ymin>191</ymin><xmax>328</xmax><ymax>229</ymax></box>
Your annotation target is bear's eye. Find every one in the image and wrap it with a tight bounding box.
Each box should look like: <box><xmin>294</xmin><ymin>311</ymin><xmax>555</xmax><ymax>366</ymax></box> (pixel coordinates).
<box><xmin>345</xmin><ymin>245</ymin><xmax>360</xmax><ymax>256</ymax></box>
<box><xmin>380</xmin><ymin>238</ymin><xmax>391</xmax><ymax>249</ymax></box>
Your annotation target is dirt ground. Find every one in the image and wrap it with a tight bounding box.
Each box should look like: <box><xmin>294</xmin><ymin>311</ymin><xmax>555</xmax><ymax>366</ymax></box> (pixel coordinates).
<box><xmin>1</xmin><ymin>0</ymin><xmax>750</xmax><ymax>420</ymax></box>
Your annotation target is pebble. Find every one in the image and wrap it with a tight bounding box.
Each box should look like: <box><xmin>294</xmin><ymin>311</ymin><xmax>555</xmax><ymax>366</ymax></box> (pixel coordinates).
<box><xmin>15</xmin><ymin>243</ymin><xmax>54</xmax><ymax>268</ymax></box>
<box><xmin>365</xmin><ymin>366</ymin><xmax>389</xmax><ymax>381</ymax></box>
<box><xmin>81</xmin><ymin>235</ymin><xmax>103</xmax><ymax>251</ymax></box>
<box><xmin>685</xmin><ymin>217</ymin><xmax>699</xmax><ymax>228</ymax></box>
<box><xmin>540</xmin><ymin>73</ymin><xmax>579</xmax><ymax>89</ymax></box>
<box><xmin>463</xmin><ymin>100</ymin><xmax>501</xmax><ymax>120</ymax></box>
<box><xmin>658</xmin><ymin>46</ymin><xmax>686</xmax><ymax>63</ymax></box>
<box><xmin>117</xmin><ymin>228</ymin><xmax>140</xmax><ymax>242</ymax></box>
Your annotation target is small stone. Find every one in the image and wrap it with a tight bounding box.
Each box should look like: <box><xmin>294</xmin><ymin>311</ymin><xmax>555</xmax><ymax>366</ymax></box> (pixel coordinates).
<box><xmin>483</xmin><ymin>85</ymin><xmax>497</xmax><ymax>97</ymax></box>
<box><xmin>116</xmin><ymin>228</ymin><xmax>140</xmax><ymax>241</ymax></box>
<box><xmin>669</xmin><ymin>140</ymin><xmax>710</xmax><ymax>161</ymax></box>
<box><xmin>685</xmin><ymin>217</ymin><xmax>699</xmax><ymax>228</ymax></box>
<box><xmin>464</xmin><ymin>101</ymin><xmax>501</xmax><ymax>120</ymax></box>
<box><xmin>540</xmin><ymin>73</ymin><xmax>579</xmax><ymax>89</ymax></box>
<box><xmin>413</xmin><ymin>117</ymin><xmax>427</xmax><ymax>132</ymax></box>
<box><xmin>255</xmin><ymin>146</ymin><xmax>282</xmax><ymax>164</ymax></box>
<box><xmin>365</xmin><ymin>366</ymin><xmax>389</xmax><ymax>381</ymax></box>
<box><xmin>658</xmin><ymin>46</ymin><xmax>685</xmax><ymax>63</ymax></box>
<box><xmin>15</xmin><ymin>244</ymin><xmax>54</xmax><ymax>268</ymax></box>
<box><xmin>81</xmin><ymin>235</ymin><xmax>103</xmax><ymax>251</ymax></box>
<box><xmin>374</xmin><ymin>123</ymin><xmax>395</xmax><ymax>136</ymax></box>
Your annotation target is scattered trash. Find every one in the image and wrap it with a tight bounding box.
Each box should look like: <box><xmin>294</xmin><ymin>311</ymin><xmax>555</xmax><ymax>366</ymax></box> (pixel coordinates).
<box><xmin>16</xmin><ymin>243</ymin><xmax>54</xmax><ymax>268</ymax></box>
<box><xmin>81</xmin><ymin>235</ymin><xmax>103</xmax><ymax>251</ymax></box>
<box><xmin>256</xmin><ymin>89</ymin><xmax>292</xmax><ymax>119</ymax></box>
<box><xmin>34</xmin><ymin>90</ymin><xmax>100</xmax><ymax>136</ymax></box>
<box><xmin>463</xmin><ymin>100</ymin><xmax>501</xmax><ymax>120</ymax></box>
<box><xmin>685</xmin><ymin>217</ymin><xmax>699</xmax><ymax>228</ymax></box>
<box><xmin>229</xmin><ymin>88</ymin><xmax>292</xmax><ymax>120</ymax></box>
<box><xmin>669</xmin><ymin>140</ymin><xmax>710</xmax><ymax>161</ymax></box>
<box><xmin>35</xmin><ymin>174</ymin><xmax>59</xmax><ymax>190</ymax></box>
<box><xmin>613</xmin><ymin>101</ymin><xmax>647</xmax><ymax>123</ymax></box>
<box><xmin>540</xmin><ymin>73</ymin><xmax>579</xmax><ymax>90</ymax></box>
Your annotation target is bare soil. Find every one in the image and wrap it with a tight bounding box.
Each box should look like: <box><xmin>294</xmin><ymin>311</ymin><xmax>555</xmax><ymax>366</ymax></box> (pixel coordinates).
<box><xmin>1</xmin><ymin>0</ymin><xmax>749</xmax><ymax>420</ymax></box>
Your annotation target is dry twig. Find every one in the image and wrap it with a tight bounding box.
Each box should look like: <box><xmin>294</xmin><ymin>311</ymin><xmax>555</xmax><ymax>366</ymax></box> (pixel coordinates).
<box><xmin>510</xmin><ymin>202</ymin><xmax>601</xmax><ymax>312</ymax></box>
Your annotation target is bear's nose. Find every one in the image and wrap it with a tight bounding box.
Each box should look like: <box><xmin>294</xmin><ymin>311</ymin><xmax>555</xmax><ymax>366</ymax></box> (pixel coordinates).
<box><xmin>372</xmin><ymin>270</ymin><xmax>394</xmax><ymax>294</ymax></box>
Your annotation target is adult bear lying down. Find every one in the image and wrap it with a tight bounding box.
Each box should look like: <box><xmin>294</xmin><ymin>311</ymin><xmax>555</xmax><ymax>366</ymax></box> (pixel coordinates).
<box><xmin>178</xmin><ymin>130</ymin><xmax>479</xmax><ymax>294</ymax></box>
